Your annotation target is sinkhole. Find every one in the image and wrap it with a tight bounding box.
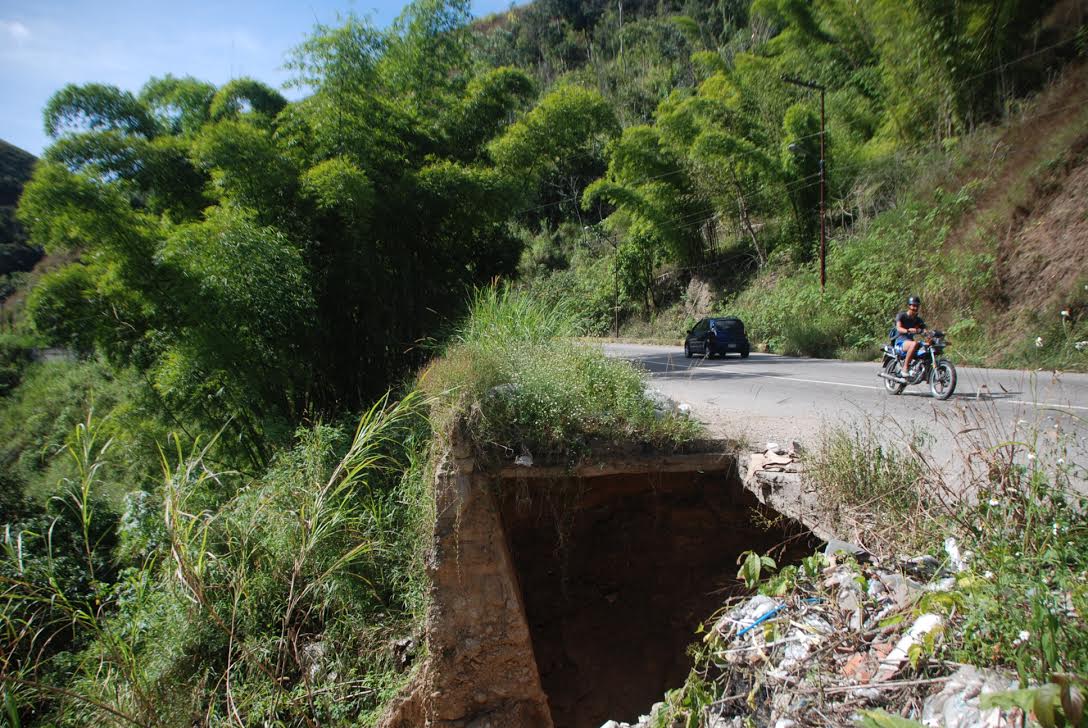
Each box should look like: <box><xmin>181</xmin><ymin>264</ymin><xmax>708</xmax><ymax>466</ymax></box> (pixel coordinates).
<box><xmin>378</xmin><ymin>449</ymin><xmax>817</xmax><ymax>728</ymax></box>
<box><xmin>497</xmin><ymin>457</ymin><xmax>816</xmax><ymax>728</ymax></box>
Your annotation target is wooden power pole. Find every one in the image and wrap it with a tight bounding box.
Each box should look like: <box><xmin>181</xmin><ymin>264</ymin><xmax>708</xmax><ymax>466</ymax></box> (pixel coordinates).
<box><xmin>782</xmin><ymin>75</ymin><xmax>827</xmax><ymax>293</ymax></box>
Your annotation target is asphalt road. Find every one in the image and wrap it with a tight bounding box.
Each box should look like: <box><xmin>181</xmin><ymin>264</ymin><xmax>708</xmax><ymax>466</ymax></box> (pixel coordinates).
<box><xmin>604</xmin><ymin>344</ymin><xmax>1088</xmax><ymax>487</ymax></box>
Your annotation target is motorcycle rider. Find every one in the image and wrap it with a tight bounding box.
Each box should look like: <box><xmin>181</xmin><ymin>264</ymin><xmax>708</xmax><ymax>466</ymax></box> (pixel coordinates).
<box><xmin>894</xmin><ymin>295</ymin><xmax>926</xmax><ymax>379</ymax></box>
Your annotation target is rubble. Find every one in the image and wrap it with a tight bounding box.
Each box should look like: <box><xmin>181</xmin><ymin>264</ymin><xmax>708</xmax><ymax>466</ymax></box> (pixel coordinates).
<box><xmin>921</xmin><ymin>666</ymin><xmax>1024</xmax><ymax>727</ymax></box>
<box><xmin>745</xmin><ymin>444</ymin><xmax>801</xmax><ymax>482</ymax></box>
<box><xmin>644</xmin><ymin>387</ymin><xmax>693</xmax><ymax>419</ymax></box>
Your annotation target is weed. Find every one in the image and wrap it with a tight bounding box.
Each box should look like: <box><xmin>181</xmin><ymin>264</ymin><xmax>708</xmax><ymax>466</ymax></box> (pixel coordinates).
<box><xmin>952</xmin><ymin>465</ymin><xmax>1088</xmax><ymax>683</ymax></box>
<box><xmin>421</xmin><ymin>283</ymin><xmax>700</xmax><ymax>464</ymax></box>
<box><xmin>805</xmin><ymin>424</ymin><xmax>945</xmax><ymax>554</ymax></box>
<box><xmin>1</xmin><ymin>394</ymin><xmax>433</xmax><ymax>726</ymax></box>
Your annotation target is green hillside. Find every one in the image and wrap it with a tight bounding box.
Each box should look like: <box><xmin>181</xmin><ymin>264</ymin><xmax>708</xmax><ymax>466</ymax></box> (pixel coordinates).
<box><xmin>1</xmin><ymin>0</ymin><xmax>1086</xmax><ymax>725</ymax></box>
<box><xmin>0</xmin><ymin>139</ymin><xmax>41</xmax><ymax>289</ymax></box>
<box><xmin>474</xmin><ymin>0</ymin><xmax>1088</xmax><ymax>369</ymax></box>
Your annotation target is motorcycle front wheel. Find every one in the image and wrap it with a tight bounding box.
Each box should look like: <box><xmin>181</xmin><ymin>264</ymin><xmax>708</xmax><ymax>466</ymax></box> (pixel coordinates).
<box><xmin>930</xmin><ymin>359</ymin><xmax>957</xmax><ymax>400</ymax></box>
<box><xmin>882</xmin><ymin>358</ymin><xmax>905</xmax><ymax>395</ymax></box>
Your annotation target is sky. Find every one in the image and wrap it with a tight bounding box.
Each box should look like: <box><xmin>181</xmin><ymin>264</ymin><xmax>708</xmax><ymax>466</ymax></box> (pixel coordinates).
<box><xmin>1</xmin><ymin>0</ymin><xmax>512</xmax><ymax>157</ymax></box>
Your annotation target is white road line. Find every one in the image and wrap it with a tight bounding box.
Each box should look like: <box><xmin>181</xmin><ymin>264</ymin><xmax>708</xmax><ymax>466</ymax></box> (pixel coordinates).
<box><xmin>1004</xmin><ymin>399</ymin><xmax>1088</xmax><ymax>412</ymax></box>
<box><xmin>646</xmin><ymin>356</ymin><xmax>1088</xmax><ymax>412</ymax></box>
<box><xmin>680</xmin><ymin>367</ymin><xmax>881</xmax><ymax>391</ymax></box>
<box><xmin>674</xmin><ymin>365</ymin><xmax>879</xmax><ymax>389</ymax></box>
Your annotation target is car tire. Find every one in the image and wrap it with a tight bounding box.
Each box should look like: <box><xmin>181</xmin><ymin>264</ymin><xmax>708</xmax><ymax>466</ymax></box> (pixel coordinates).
<box><xmin>740</xmin><ymin>349</ymin><xmax>750</xmax><ymax>358</ymax></box>
<box><xmin>684</xmin><ymin>342</ymin><xmax>692</xmax><ymax>359</ymax></box>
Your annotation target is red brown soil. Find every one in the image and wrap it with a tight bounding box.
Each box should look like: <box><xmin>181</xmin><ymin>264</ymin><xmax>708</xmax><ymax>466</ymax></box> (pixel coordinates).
<box><xmin>378</xmin><ymin>443</ymin><xmax>815</xmax><ymax>728</ymax></box>
<box><xmin>936</xmin><ymin>62</ymin><xmax>1088</xmax><ymax>347</ymax></box>
<box><xmin>501</xmin><ymin>470</ymin><xmax>813</xmax><ymax>728</ymax></box>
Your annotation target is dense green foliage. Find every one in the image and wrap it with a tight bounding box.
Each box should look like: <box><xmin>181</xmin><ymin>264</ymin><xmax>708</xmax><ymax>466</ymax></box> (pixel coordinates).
<box><xmin>16</xmin><ymin>1</ymin><xmax>552</xmax><ymax>466</ymax></box>
<box><xmin>3</xmin><ymin>0</ymin><xmax>1087</xmax><ymax>723</ymax></box>
<box><xmin>2</xmin><ymin>396</ymin><xmax>432</xmax><ymax>726</ymax></box>
<box><xmin>489</xmin><ymin>0</ymin><xmax>1081</xmax><ymax>356</ymax></box>
<box><xmin>420</xmin><ymin>284</ymin><xmax>699</xmax><ymax>463</ymax></box>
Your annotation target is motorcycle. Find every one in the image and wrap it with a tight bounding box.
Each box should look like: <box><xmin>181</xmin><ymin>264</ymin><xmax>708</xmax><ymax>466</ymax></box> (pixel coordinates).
<box><xmin>878</xmin><ymin>329</ymin><xmax>957</xmax><ymax>400</ymax></box>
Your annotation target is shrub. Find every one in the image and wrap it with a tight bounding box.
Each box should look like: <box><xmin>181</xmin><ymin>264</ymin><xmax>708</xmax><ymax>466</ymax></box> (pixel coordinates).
<box><xmin>421</xmin><ymin>283</ymin><xmax>700</xmax><ymax>463</ymax></box>
<box><xmin>949</xmin><ymin>435</ymin><xmax>1088</xmax><ymax>683</ymax></box>
<box><xmin>1</xmin><ymin>395</ymin><xmax>432</xmax><ymax>726</ymax></box>
<box><xmin>0</xmin><ymin>360</ymin><xmax>171</xmax><ymax>506</ymax></box>
<box><xmin>0</xmin><ymin>332</ymin><xmax>40</xmax><ymax>396</ymax></box>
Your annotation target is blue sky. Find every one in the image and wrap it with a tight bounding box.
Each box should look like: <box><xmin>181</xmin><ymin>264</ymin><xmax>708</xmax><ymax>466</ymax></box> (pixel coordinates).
<box><xmin>1</xmin><ymin>0</ymin><xmax>512</xmax><ymax>157</ymax></box>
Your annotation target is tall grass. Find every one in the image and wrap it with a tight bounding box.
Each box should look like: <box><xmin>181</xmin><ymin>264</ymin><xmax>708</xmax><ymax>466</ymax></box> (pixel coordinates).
<box><xmin>421</xmin><ymin>283</ymin><xmax>700</xmax><ymax>463</ymax></box>
<box><xmin>804</xmin><ymin>415</ymin><xmax>1088</xmax><ymax>683</ymax></box>
<box><xmin>1</xmin><ymin>394</ymin><xmax>432</xmax><ymax>726</ymax></box>
<box><xmin>804</xmin><ymin>424</ymin><xmax>945</xmax><ymax>553</ymax></box>
<box><xmin>454</xmin><ymin>283</ymin><xmax>576</xmax><ymax>347</ymax></box>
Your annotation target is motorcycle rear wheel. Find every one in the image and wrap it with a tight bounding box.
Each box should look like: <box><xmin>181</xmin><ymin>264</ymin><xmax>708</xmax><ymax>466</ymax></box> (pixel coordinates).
<box><xmin>930</xmin><ymin>359</ymin><xmax>957</xmax><ymax>400</ymax></box>
<box><xmin>882</xmin><ymin>358</ymin><xmax>905</xmax><ymax>395</ymax></box>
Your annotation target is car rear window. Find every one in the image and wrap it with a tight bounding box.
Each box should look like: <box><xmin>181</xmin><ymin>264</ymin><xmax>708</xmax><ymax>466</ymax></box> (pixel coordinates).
<box><xmin>710</xmin><ymin>318</ymin><xmax>743</xmax><ymax>331</ymax></box>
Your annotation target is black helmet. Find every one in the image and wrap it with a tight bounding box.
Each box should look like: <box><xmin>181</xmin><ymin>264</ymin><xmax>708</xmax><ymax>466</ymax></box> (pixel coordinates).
<box><xmin>907</xmin><ymin>295</ymin><xmax>921</xmax><ymax>306</ymax></box>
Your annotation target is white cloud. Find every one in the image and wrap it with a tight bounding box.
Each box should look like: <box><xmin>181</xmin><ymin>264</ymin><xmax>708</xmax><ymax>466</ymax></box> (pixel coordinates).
<box><xmin>1</xmin><ymin>19</ymin><xmax>31</xmax><ymax>40</ymax></box>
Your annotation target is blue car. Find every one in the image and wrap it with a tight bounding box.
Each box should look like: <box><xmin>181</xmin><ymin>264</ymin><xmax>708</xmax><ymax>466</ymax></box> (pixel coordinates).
<box><xmin>684</xmin><ymin>317</ymin><xmax>750</xmax><ymax>359</ymax></box>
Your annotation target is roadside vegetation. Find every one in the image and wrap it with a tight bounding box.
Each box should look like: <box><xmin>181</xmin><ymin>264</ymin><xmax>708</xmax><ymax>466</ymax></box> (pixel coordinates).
<box><xmin>811</xmin><ymin>413</ymin><xmax>1088</xmax><ymax>684</ymax></box>
<box><xmin>659</xmin><ymin>413</ymin><xmax>1088</xmax><ymax>726</ymax></box>
<box><xmin>2</xmin><ymin>0</ymin><xmax>1087</xmax><ymax>724</ymax></box>
<box><xmin>420</xmin><ymin>285</ymin><xmax>699</xmax><ymax>465</ymax></box>
<box><xmin>0</xmin><ymin>284</ymin><xmax>693</xmax><ymax>725</ymax></box>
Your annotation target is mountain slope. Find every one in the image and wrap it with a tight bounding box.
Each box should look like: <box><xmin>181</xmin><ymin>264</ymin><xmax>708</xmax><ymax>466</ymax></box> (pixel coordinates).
<box><xmin>0</xmin><ymin>139</ymin><xmax>41</xmax><ymax>286</ymax></box>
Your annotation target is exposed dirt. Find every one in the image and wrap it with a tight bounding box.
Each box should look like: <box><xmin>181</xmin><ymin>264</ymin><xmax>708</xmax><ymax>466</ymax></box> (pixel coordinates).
<box><xmin>379</xmin><ymin>442</ymin><xmax>816</xmax><ymax>728</ymax></box>
<box><xmin>378</xmin><ymin>440</ymin><xmax>552</xmax><ymax>728</ymax></box>
<box><xmin>995</xmin><ymin>143</ymin><xmax>1088</xmax><ymax>320</ymax></box>
<box><xmin>501</xmin><ymin>469</ymin><xmax>815</xmax><ymax>728</ymax></box>
<box><xmin>936</xmin><ymin>62</ymin><xmax>1088</xmax><ymax>349</ymax></box>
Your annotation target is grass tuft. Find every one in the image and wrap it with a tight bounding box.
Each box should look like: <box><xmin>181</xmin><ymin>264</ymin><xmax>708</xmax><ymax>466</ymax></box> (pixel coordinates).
<box><xmin>420</xmin><ymin>283</ymin><xmax>700</xmax><ymax>464</ymax></box>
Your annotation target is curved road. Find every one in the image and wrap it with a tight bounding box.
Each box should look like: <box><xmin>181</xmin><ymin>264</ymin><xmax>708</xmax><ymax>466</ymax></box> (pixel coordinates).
<box><xmin>605</xmin><ymin>344</ymin><xmax>1088</xmax><ymax>487</ymax></box>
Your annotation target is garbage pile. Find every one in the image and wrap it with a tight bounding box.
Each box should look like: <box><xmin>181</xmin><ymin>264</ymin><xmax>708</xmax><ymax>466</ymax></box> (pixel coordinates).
<box><xmin>601</xmin><ymin>539</ymin><xmax>1027</xmax><ymax>728</ymax></box>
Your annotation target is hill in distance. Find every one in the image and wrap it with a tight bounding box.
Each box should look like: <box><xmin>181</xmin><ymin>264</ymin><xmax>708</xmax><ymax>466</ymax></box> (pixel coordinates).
<box><xmin>0</xmin><ymin>138</ymin><xmax>42</xmax><ymax>289</ymax></box>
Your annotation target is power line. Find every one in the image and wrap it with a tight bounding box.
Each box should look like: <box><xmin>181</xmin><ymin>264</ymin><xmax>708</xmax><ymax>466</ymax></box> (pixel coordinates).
<box><xmin>512</xmin><ymin>35</ymin><xmax>1082</xmax><ymax>218</ymax></box>
<box><xmin>584</xmin><ymin>86</ymin><xmax>1088</xmax><ymax>258</ymax></box>
<box><xmin>957</xmin><ymin>36</ymin><xmax>1078</xmax><ymax>86</ymax></box>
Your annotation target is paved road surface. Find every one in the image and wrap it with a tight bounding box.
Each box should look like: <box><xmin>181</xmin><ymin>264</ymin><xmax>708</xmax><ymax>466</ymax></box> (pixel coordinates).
<box><xmin>605</xmin><ymin>344</ymin><xmax>1088</xmax><ymax>487</ymax></box>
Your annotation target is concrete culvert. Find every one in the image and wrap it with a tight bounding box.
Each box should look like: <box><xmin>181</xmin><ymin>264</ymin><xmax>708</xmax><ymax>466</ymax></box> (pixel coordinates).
<box><xmin>379</xmin><ymin>443</ymin><xmax>816</xmax><ymax>728</ymax></box>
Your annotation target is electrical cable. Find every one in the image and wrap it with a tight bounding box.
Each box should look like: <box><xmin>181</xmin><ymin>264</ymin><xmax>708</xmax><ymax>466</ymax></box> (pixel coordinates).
<box><xmin>510</xmin><ymin>33</ymin><xmax>1081</xmax><ymax>218</ymax></box>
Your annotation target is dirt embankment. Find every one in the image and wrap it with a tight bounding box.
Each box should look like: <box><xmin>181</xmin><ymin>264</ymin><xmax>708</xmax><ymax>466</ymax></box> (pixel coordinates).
<box><xmin>379</xmin><ymin>436</ymin><xmax>815</xmax><ymax>728</ymax></box>
<box><xmin>940</xmin><ymin>62</ymin><xmax>1088</xmax><ymax>346</ymax></box>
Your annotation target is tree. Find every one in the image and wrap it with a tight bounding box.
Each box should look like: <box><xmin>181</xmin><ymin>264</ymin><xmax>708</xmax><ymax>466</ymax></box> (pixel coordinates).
<box><xmin>490</xmin><ymin>85</ymin><xmax>619</xmax><ymax>223</ymax></box>
<box><xmin>43</xmin><ymin>83</ymin><xmax>158</xmax><ymax>139</ymax></box>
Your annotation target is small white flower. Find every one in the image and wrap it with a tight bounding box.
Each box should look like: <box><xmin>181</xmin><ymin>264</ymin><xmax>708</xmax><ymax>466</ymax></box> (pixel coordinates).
<box><xmin>989</xmin><ymin>498</ymin><xmax>1000</xmax><ymax>506</ymax></box>
<box><xmin>1062</xmin><ymin>309</ymin><xmax>1071</xmax><ymax>319</ymax></box>
<box><xmin>1058</xmin><ymin>458</ymin><xmax>1065</xmax><ymax>465</ymax></box>
<box><xmin>1036</xmin><ymin>337</ymin><xmax>1045</xmax><ymax>348</ymax></box>
<box><xmin>983</xmin><ymin>571</ymin><xmax>994</xmax><ymax>579</ymax></box>
<box><xmin>1028</xmin><ymin>452</ymin><xmax>1036</xmax><ymax>461</ymax></box>
<box><xmin>1019</xmin><ymin>630</ymin><xmax>1030</xmax><ymax>641</ymax></box>
<box><xmin>1076</xmin><ymin>341</ymin><xmax>1088</xmax><ymax>351</ymax></box>
<box><xmin>1053</xmin><ymin>522</ymin><xmax>1060</xmax><ymax>536</ymax></box>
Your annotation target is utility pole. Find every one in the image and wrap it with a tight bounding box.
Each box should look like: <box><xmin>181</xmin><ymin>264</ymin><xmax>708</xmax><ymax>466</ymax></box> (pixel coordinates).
<box><xmin>782</xmin><ymin>75</ymin><xmax>827</xmax><ymax>293</ymax></box>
